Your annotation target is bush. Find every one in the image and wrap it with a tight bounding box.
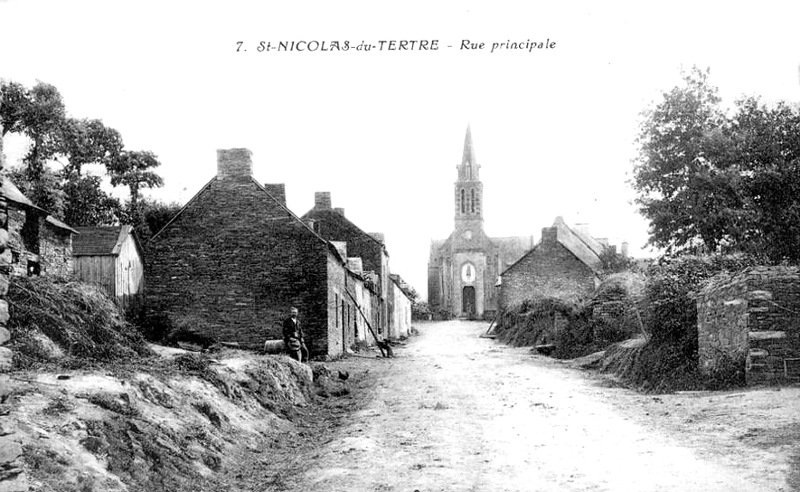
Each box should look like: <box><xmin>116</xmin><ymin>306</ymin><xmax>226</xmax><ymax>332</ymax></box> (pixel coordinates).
<box><xmin>641</xmin><ymin>254</ymin><xmax>757</xmax><ymax>349</ymax></box>
<box><xmin>495</xmin><ymin>297</ymin><xmax>581</xmax><ymax>348</ymax></box>
<box><xmin>601</xmin><ymin>253</ymin><xmax>759</xmax><ymax>391</ymax></box>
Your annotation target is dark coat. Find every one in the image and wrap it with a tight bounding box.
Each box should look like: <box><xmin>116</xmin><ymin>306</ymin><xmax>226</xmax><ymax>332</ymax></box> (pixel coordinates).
<box><xmin>282</xmin><ymin>316</ymin><xmax>304</xmax><ymax>350</ymax></box>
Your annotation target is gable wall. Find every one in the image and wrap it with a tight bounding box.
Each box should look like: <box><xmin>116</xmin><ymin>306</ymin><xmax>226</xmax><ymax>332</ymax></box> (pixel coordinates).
<box><xmin>500</xmin><ymin>241</ymin><xmax>597</xmax><ymax>310</ymax></box>
<box><xmin>147</xmin><ymin>178</ymin><xmax>332</xmax><ymax>351</ymax></box>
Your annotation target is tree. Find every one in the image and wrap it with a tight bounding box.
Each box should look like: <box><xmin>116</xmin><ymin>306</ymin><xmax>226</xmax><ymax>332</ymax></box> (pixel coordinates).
<box><xmin>61</xmin><ymin>174</ymin><xmax>122</xmax><ymax>226</ymax></box>
<box><xmin>0</xmin><ymin>81</ymin><xmax>30</xmax><ymax>136</ymax></box>
<box><xmin>0</xmin><ymin>81</ymin><xmax>67</xmax><ymax>211</ymax></box>
<box><xmin>632</xmin><ymin>67</ymin><xmax>800</xmax><ymax>264</ymax></box>
<box><xmin>632</xmin><ymin>67</ymin><xmax>747</xmax><ymax>254</ymax></box>
<box><xmin>137</xmin><ymin>197</ymin><xmax>182</xmax><ymax>242</ymax></box>
<box><xmin>731</xmin><ymin>97</ymin><xmax>800</xmax><ymax>263</ymax></box>
<box><xmin>598</xmin><ymin>248</ymin><xmax>633</xmax><ymax>274</ymax></box>
<box><xmin>107</xmin><ymin>150</ymin><xmax>164</xmax><ymax>228</ymax></box>
<box><xmin>57</xmin><ymin>117</ymin><xmax>123</xmax><ymax>178</ymax></box>
<box><xmin>2</xmin><ymin>79</ymin><xmax>169</xmax><ymax>230</ymax></box>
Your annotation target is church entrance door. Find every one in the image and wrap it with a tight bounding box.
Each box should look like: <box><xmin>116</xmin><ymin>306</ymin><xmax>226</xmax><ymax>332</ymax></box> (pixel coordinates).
<box><xmin>462</xmin><ymin>286</ymin><xmax>476</xmax><ymax>316</ymax></box>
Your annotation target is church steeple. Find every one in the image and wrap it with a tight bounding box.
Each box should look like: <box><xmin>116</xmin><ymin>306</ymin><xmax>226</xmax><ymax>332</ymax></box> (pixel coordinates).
<box><xmin>459</xmin><ymin>124</ymin><xmax>480</xmax><ymax>181</ymax></box>
<box><xmin>454</xmin><ymin>125</ymin><xmax>484</xmax><ymax>230</ymax></box>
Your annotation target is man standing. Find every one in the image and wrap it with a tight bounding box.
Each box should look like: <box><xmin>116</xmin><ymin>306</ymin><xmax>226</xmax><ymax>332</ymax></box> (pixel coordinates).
<box><xmin>282</xmin><ymin>307</ymin><xmax>307</xmax><ymax>362</ymax></box>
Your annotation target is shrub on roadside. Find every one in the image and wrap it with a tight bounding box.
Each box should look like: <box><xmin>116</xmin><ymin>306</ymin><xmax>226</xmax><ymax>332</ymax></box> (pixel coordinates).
<box><xmin>495</xmin><ymin>297</ymin><xmax>580</xmax><ymax>348</ymax></box>
<box><xmin>600</xmin><ymin>253</ymin><xmax>759</xmax><ymax>391</ymax></box>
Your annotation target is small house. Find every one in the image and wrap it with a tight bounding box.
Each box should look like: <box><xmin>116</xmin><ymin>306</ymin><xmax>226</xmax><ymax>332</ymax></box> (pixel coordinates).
<box><xmin>2</xmin><ymin>177</ymin><xmax>76</xmax><ymax>277</ymax></box>
<box><xmin>73</xmin><ymin>225</ymin><xmax>145</xmax><ymax>308</ymax></box>
<box><xmin>499</xmin><ymin>217</ymin><xmax>608</xmax><ymax>309</ymax></box>
<box><xmin>146</xmin><ymin>148</ymin><xmax>367</xmax><ymax>356</ymax></box>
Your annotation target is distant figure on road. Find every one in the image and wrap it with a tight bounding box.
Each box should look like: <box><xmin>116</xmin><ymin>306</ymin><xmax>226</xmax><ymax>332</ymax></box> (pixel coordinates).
<box><xmin>282</xmin><ymin>307</ymin><xmax>308</xmax><ymax>362</ymax></box>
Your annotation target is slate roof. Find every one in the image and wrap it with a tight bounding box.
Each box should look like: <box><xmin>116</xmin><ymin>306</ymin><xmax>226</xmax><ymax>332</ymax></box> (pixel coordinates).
<box><xmin>550</xmin><ymin>216</ymin><xmax>604</xmax><ymax>273</ymax></box>
<box><xmin>2</xmin><ymin>177</ymin><xmax>78</xmax><ymax>234</ymax></box>
<box><xmin>389</xmin><ymin>273</ymin><xmax>416</xmax><ymax>300</ymax></box>
<box><xmin>148</xmin><ymin>175</ymin><xmax>348</xmax><ymax>266</ymax></box>
<box><xmin>302</xmin><ymin>207</ymin><xmax>389</xmax><ymax>255</ymax></box>
<box><xmin>501</xmin><ymin>217</ymin><xmax>606</xmax><ymax>277</ymax></box>
<box><xmin>45</xmin><ymin>216</ymin><xmax>79</xmax><ymax>235</ymax></box>
<box><xmin>1</xmin><ymin>177</ymin><xmax>45</xmax><ymax>212</ymax></box>
<box><xmin>73</xmin><ymin>225</ymin><xmax>137</xmax><ymax>256</ymax></box>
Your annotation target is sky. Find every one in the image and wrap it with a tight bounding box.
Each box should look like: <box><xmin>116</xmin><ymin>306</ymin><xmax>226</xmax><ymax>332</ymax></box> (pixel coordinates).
<box><xmin>2</xmin><ymin>0</ymin><xmax>800</xmax><ymax>299</ymax></box>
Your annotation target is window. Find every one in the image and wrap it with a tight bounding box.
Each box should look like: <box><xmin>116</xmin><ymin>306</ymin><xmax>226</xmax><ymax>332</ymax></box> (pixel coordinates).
<box><xmin>460</xmin><ymin>189</ymin><xmax>465</xmax><ymax>214</ymax></box>
<box><xmin>470</xmin><ymin>189</ymin><xmax>475</xmax><ymax>213</ymax></box>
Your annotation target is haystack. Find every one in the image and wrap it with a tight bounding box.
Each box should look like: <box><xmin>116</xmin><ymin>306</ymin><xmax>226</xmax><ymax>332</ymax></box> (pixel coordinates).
<box><xmin>7</xmin><ymin>276</ymin><xmax>153</xmax><ymax>368</ymax></box>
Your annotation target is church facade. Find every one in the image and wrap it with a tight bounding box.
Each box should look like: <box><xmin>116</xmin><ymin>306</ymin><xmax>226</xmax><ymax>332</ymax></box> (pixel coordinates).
<box><xmin>427</xmin><ymin>127</ymin><xmax>532</xmax><ymax>319</ymax></box>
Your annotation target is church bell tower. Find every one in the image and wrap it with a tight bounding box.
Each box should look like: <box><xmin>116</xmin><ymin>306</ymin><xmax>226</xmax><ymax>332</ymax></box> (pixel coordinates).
<box><xmin>454</xmin><ymin>124</ymin><xmax>484</xmax><ymax>239</ymax></box>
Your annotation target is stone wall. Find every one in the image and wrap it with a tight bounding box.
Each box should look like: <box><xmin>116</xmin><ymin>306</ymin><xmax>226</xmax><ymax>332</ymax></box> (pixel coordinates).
<box><xmin>500</xmin><ymin>240</ymin><xmax>597</xmax><ymax>310</ymax></box>
<box><xmin>0</xmin><ymin>134</ymin><xmax>10</xmax><ymax>371</ymax></box>
<box><xmin>698</xmin><ymin>266</ymin><xmax>800</xmax><ymax>384</ymax></box>
<box><xmin>146</xmin><ymin>155</ymin><xmax>335</xmax><ymax>353</ymax></box>
<box><xmin>6</xmin><ymin>208</ymin><xmax>72</xmax><ymax>277</ymax></box>
<box><xmin>39</xmin><ymin>222</ymin><xmax>72</xmax><ymax>277</ymax></box>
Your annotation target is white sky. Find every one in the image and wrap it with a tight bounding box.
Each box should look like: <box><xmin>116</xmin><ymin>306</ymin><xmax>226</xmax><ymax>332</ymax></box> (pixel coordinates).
<box><xmin>2</xmin><ymin>0</ymin><xmax>800</xmax><ymax>299</ymax></box>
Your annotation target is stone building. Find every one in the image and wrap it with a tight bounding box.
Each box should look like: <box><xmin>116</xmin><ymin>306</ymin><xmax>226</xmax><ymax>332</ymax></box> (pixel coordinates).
<box><xmin>428</xmin><ymin>126</ymin><xmax>532</xmax><ymax>319</ymax></box>
<box><xmin>146</xmin><ymin>148</ymin><xmax>373</xmax><ymax>356</ymax></box>
<box><xmin>1</xmin><ymin>177</ymin><xmax>76</xmax><ymax>278</ymax></box>
<box><xmin>302</xmin><ymin>193</ymin><xmax>390</xmax><ymax>336</ymax></box>
<box><xmin>499</xmin><ymin>217</ymin><xmax>607</xmax><ymax>309</ymax></box>
<box><xmin>73</xmin><ymin>225</ymin><xmax>144</xmax><ymax>309</ymax></box>
<box><xmin>698</xmin><ymin>266</ymin><xmax>800</xmax><ymax>385</ymax></box>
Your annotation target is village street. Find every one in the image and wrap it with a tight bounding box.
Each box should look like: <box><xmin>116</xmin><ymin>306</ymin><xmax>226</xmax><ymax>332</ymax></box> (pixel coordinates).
<box><xmin>280</xmin><ymin>320</ymin><xmax>797</xmax><ymax>492</ymax></box>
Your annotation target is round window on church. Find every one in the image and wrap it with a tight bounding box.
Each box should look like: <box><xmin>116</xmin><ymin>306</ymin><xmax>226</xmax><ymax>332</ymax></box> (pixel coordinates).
<box><xmin>461</xmin><ymin>263</ymin><xmax>476</xmax><ymax>284</ymax></box>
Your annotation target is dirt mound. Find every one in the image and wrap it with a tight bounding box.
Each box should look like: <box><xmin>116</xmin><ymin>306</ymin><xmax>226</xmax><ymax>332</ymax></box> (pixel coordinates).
<box><xmin>7</xmin><ymin>276</ymin><xmax>152</xmax><ymax>368</ymax></box>
<box><xmin>0</xmin><ymin>350</ymin><xmax>350</xmax><ymax>491</ymax></box>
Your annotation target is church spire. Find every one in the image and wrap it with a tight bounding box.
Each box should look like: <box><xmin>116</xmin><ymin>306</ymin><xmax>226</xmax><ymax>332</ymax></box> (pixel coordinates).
<box><xmin>454</xmin><ymin>124</ymin><xmax>483</xmax><ymax>228</ymax></box>
<box><xmin>459</xmin><ymin>124</ymin><xmax>479</xmax><ymax>181</ymax></box>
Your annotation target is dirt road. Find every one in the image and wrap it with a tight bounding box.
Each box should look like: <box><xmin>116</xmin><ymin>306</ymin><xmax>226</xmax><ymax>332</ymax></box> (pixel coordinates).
<box><xmin>281</xmin><ymin>320</ymin><xmax>796</xmax><ymax>492</ymax></box>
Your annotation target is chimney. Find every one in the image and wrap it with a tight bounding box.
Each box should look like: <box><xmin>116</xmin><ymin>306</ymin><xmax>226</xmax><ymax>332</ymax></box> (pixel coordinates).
<box><xmin>314</xmin><ymin>192</ymin><xmax>332</xmax><ymax>210</ymax></box>
<box><xmin>334</xmin><ymin>207</ymin><xmax>345</xmax><ymax>217</ymax></box>
<box><xmin>621</xmin><ymin>241</ymin><xmax>629</xmax><ymax>257</ymax></box>
<box><xmin>264</xmin><ymin>183</ymin><xmax>286</xmax><ymax>206</ymax></box>
<box><xmin>217</xmin><ymin>148</ymin><xmax>253</xmax><ymax>179</ymax></box>
<box><xmin>541</xmin><ymin>226</ymin><xmax>557</xmax><ymax>245</ymax></box>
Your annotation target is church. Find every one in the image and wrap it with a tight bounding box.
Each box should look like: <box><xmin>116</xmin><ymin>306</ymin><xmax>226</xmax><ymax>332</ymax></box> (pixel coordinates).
<box><xmin>427</xmin><ymin>126</ymin><xmax>533</xmax><ymax>319</ymax></box>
